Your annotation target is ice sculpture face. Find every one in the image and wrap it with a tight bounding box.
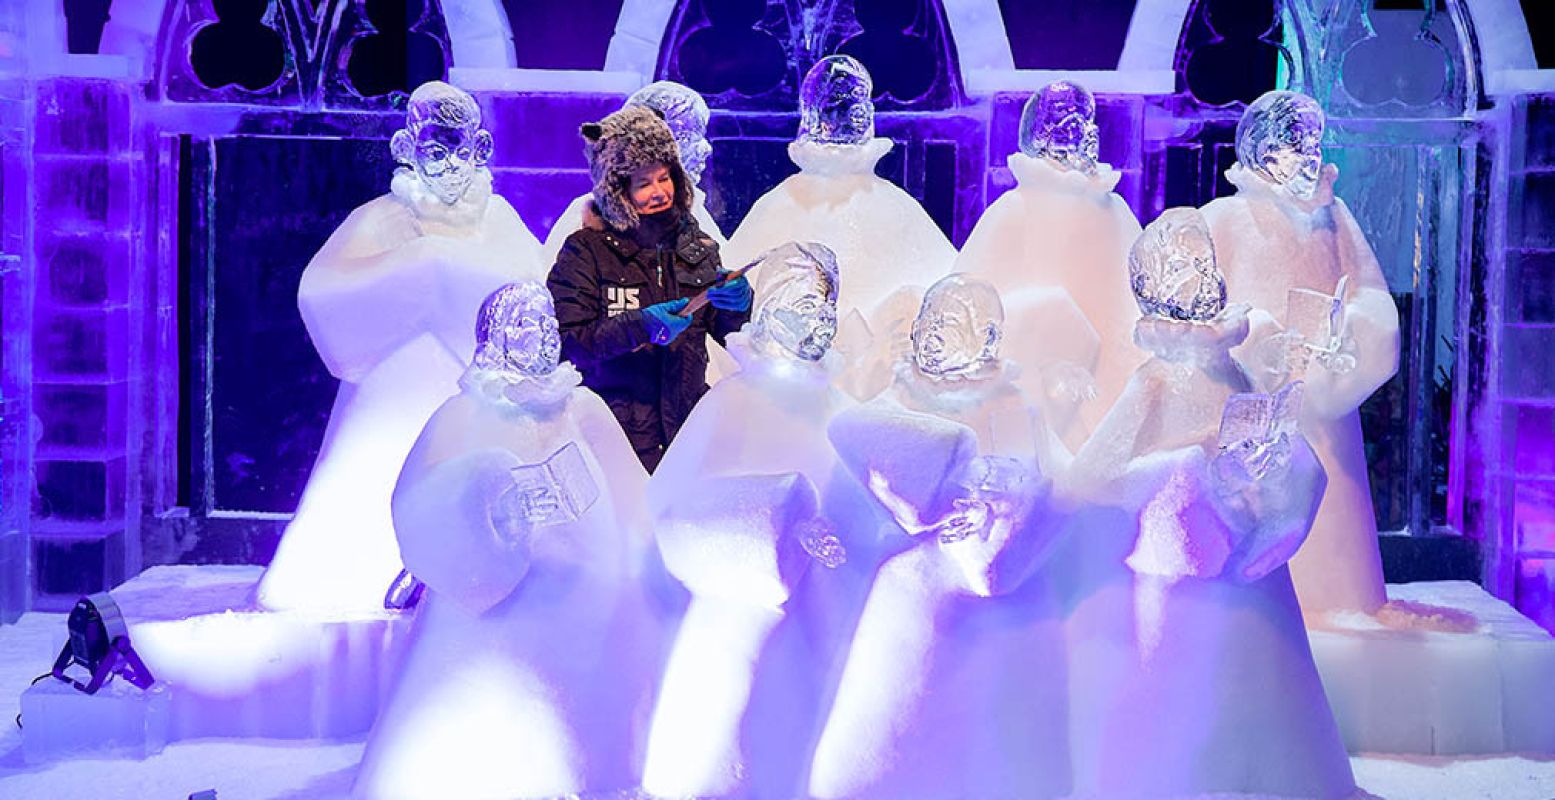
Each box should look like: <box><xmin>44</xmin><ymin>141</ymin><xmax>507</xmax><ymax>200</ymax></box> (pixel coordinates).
<box><xmin>1129</xmin><ymin>207</ymin><xmax>1226</xmax><ymax>322</ymax></box>
<box><xmin>473</xmin><ymin>282</ymin><xmax>561</xmax><ymax>378</ymax></box>
<box><xmin>911</xmin><ymin>274</ymin><xmax>1004</xmax><ymax>378</ymax></box>
<box><xmin>1237</xmin><ymin>90</ymin><xmax>1325</xmax><ymax>199</ymax></box>
<box><xmin>754</xmin><ymin>242</ymin><xmax>840</xmax><ymax>362</ymax></box>
<box><xmin>389</xmin><ymin>81</ymin><xmax>494</xmax><ymax>205</ymax></box>
<box><xmin>627</xmin><ymin>81</ymin><xmax>712</xmax><ymax>185</ymax></box>
<box><xmin>1018</xmin><ymin>80</ymin><xmax>1099</xmax><ymax>175</ymax></box>
<box><xmin>798</xmin><ymin>55</ymin><xmax>875</xmax><ymax>146</ymax></box>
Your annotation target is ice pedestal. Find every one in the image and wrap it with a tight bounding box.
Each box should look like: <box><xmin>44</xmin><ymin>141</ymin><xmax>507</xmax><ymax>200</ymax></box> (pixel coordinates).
<box><xmin>1311</xmin><ymin>581</ymin><xmax>1555</xmax><ymax>755</ymax></box>
<box><xmin>41</xmin><ymin>565</ymin><xmax>411</xmax><ymax>744</ymax></box>
<box><xmin>20</xmin><ymin>677</ymin><xmax>169</xmax><ymax>764</ymax></box>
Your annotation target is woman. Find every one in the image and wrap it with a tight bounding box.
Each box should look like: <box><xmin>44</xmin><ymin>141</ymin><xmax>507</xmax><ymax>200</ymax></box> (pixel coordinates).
<box><xmin>547</xmin><ymin>105</ymin><xmax>751</xmax><ymax>471</ymax></box>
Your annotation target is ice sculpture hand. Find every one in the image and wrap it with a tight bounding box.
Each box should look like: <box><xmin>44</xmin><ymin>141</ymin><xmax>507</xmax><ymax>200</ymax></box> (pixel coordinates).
<box><xmin>1213</xmin><ymin>435</ymin><xmax>1326</xmax><ymax>583</ymax></box>
<box><xmin>707</xmin><ymin>273</ymin><xmax>753</xmax><ymax>312</ymax></box>
<box><xmin>935</xmin><ymin>456</ymin><xmax>1054</xmax><ymax>597</ymax></box>
<box><xmin>797</xmin><ymin>516</ymin><xmax>847</xmax><ymax>568</ymax></box>
<box><xmin>643</xmin><ymin>298</ymin><xmax>692</xmax><ymax>345</ymax></box>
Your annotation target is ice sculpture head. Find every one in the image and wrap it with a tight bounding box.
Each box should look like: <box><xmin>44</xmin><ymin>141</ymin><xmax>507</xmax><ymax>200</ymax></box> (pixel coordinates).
<box><xmin>752</xmin><ymin>242</ymin><xmax>840</xmax><ymax>362</ymax></box>
<box><xmin>473</xmin><ymin>282</ymin><xmax>561</xmax><ymax>378</ymax></box>
<box><xmin>798</xmin><ymin>55</ymin><xmax>875</xmax><ymax>146</ymax></box>
<box><xmin>911</xmin><ymin>274</ymin><xmax>1004</xmax><ymax>378</ymax></box>
<box><xmin>389</xmin><ymin>81</ymin><xmax>493</xmax><ymax>205</ymax></box>
<box><xmin>1237</xmin><ymin>90</ymin><xmax>1325</xmax><ymax>199</ymax></box>
<box><xmin>627</xmin><ymin>81</ymin><xmax>712</xmax><ymax>185</ymax></box>
<box><xmin>1129</xmin><ymin>207</ymin><xmax>1226</xmax><ymax>321</ymax></box>
<box><xmin>1018</xmin><ymin>80</ymin><xmax>1099</xmax><ymax>175</ymax></box>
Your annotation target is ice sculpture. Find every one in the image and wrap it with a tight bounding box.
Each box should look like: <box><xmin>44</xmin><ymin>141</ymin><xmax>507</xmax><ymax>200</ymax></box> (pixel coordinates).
<box><xmin>255</xmin><ymin>81</ymin><xmax>546</xmax><ymax>614</ymax></box>
<box><xmin>353</xmin><ymin>282</ymin><xmax>661</xmax><ymax>800</ymax></box>
<box><xmin>1203</xmin><ymin>89</ymin><xmax>1400</xmax><ymax>620</ymax></box>
<box><xmin>643</xmin><ymin>242</ymin><xmax>884</xmax><ymax>799</ymax></box>
<box><xmin>797</xmin><ymin>54</ymin><xmax>875</xmax><ymax>146</ymax></box>
<box><xmin>1057</xmin><ymin>209</ymin><xmax>1355</xmax><ymax>799</ymax></box>
<box><xmin>954</xmin><ymin>80</ymin><xmax>1143</xmax><ymax>450</ymax></box>
<box><xmin>811</xmin><ymin>273</ymin><xmax>1068</xmax><ymax>799</ymax></box>
<box><xmin>726</xmin><ymin>58</ymin><xmax>955</xmax><ymax>402</ymax></box>
<box><xmin>541</xmin><ymin>81</ymin><xmax>725</xmax><ymax>268</ymax></box>
<box><xmin>1018</xmin><ymin>79</ymin><xmax>1100</xmax><ymax>176</ymax></box>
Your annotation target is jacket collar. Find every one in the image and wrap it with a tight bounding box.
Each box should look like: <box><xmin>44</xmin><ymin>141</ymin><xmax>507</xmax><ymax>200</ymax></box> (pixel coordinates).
<box><xmin>598</xmin><ymin>216</ymin><xmax>716</xmax><ymax>265</ymax></box>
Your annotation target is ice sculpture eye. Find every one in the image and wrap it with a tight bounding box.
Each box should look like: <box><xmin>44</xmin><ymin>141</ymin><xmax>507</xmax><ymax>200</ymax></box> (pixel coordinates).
<box><xmin>1018</xmin><ymin>80</ymin><xmax>1099</xmax><ymax>175</ymax></box>
<box><xmin>1128</xmin><ymin>207</ymin><xmax>1227</xmax><ymax>322</ymax></box>
<box><xmin>1236</xmin><ymin>90</ymin><xmax>1325</xmax><ymax>200</ymax></box>
<box><xmin>627</xmin><ymin>81</ymin><xmax>713</xmax><ymax>185</ymax></box>
<box><xmin>474</xmin><ymin>281</ymin><xmax>562</xmax><ymax>378</ymax></box>
<box><xmin>390</xmin><ymin>81</ymin><xmax>494</xmax><ymax>205</ymax></box>
<box><xmin>797</xmin><ymin>55</ymin><xmax>875</xmax><ymax>146</ymax></box>
<box><xmin>911</xmin><ymin>274</ymin><xmax>1004</xmax><ymax>378</ymax></box>
<box><xmin>753</xmin><ymin>242</ymin><xmax>841</xmax><ymax>362</ymax></box>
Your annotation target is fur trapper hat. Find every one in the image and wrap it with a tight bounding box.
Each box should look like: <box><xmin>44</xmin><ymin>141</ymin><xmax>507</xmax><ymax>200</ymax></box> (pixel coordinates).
<box><xmin>580</xmin><ymin>105</ymin><xmax>694</xmax><ymax>232</ymax></box>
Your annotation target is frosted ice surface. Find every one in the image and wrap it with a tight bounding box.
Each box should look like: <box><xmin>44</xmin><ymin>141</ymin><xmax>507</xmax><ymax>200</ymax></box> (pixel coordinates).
<box><xmin>797</xmin><ymin>55</ymin><xmax>875</xmax><ymax>146</ymax></box>
<box><xmin>911</xmin><ymin>274</ymin><xmax>1004</xmax><ymax>378</ymax></box>
<box><xmin>797</xmin><ymin>517</ymin><xmax>847</xmax><ymax>568</ymax></box>
<box><xmin>504</xmin><ymin>442</ymin><xmax>600</xmax><ymax>527</ymax></box>
<box><xmin>1129</xmin><ymin>207</ymin><xmax>1226</xmax><ymax>322</ymax></box>
<box><xmin>1018</xmin><ymin>80</ymin><xmax>1099</xmax><ymax>175</ymax></box>
<box><xmin>627</xmin><ymin>81</ymin><xmax>712</xmax><ymax>185</ymax></box>
<box><xmin>1236</xmin><ymin>90</ymin><xmax>1325</xmax><ymax>200</ymax></box>
<box><xmin>752</xmin><ymin>241</ymin><xmax>839</xmax><ymax>362</ymax></box>
<box><xmin>390</xmin><ymin>81</ymin><xmax>495</xmax><ymax>205</ymax></box>
<box><xmin>472</xmin><ymin>281</ymin><xmax>561</xmax><ymax>378</ymax></box>
<box><xmin>1216</xmin><ymin>381</ymin><xmax>1305</xmax><ymax>482</ymax></box>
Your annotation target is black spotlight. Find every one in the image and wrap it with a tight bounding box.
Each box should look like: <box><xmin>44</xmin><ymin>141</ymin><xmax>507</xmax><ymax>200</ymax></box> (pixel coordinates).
<box><xmin>51</xmin><ymin>592</ymin><xmax>156</xmax><ymax>695</ymax></box>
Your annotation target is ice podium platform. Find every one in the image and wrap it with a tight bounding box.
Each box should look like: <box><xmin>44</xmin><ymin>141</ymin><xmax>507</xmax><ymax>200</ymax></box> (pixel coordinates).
<box><xmin>18</xmin><ymin>566</ymin><xmax>1555</xmax><ymax>762</ymax></box>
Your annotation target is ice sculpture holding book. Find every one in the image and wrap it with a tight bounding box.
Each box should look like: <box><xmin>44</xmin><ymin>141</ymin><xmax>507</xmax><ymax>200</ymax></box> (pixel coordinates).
<box><xmin>725</xmin><ymin>56</ymin><xmax>956</xmax><ymax>401</ymax></box>
<box><xmin>258</xmin><ymin>81</ymin><xmax>546</xmax><ymax>614</ymax></box>
<box><xmin>1202</xmin><ymin>90</ymin><xmax>1400</xmax><ymax>620</ymax></box>
<box><xmin>352</xmin><ymin>281</ymin><xmax>660</xmax><ymax>800</ymax></box>
<box><xmin>810</xmin><ymin>273</ymin><xmax>1069</xmax><ymax>800</ymax></box>
<box><xmin>642</xmin><ymin>242</ymin><xmax>885</xmax><ymax>799</ymax></box>
<box><xmin>954</xmin><ymin>80</ymin><xmax>1142</xmax><ymax>449</ymax></box>
<box><xmin>1058</xmin><ymin>208</ymin><xmax>1355</xmax><ymax>800</ymax></box>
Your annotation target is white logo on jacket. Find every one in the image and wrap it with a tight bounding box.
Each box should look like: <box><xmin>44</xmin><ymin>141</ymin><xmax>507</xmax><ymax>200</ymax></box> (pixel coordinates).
<box><xmin>606</xmin><ymin>286</ymin><xmax>641</xmax><ymax>317</ymax></box>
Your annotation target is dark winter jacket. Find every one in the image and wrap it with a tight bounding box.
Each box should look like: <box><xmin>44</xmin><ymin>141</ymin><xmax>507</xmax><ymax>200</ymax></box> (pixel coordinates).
<box><xmin>547</xmin><ymin>212</ymin><xmax>748</xmax><ymax>471</ymax></box>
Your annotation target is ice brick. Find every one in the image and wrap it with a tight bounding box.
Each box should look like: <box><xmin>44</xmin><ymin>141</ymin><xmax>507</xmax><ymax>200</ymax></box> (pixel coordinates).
<box><xmin>32</xmin><ymin>307</ymin><xmax>128</xmax><ymax>380</ymax></box>
<box><xmin>35</xmin><ymin>382</ymin><xmax>126</xmax><ymax>452</ymax></box>
<box><xmin>1517</xmin><ymin>559</ymin><xmax>1555</xmax><ymax>634</ymax></box>
<box><xmin>1521</xmin><ymin>172</ymin><xmax>1555</xmax><ymax>249</ymax></box>
<box><xmin>35</xmin><ymin>78</ymin><xmax>130</xmax><ymax>155</ymax></box>
<box><xmin>35</xmin><ymin>156</ymin><xmax>134</xmax><ymax>232</ymax></box>
<box><xmin>35</xmin><ymin>457</ymin><xmax>127</xmax><ymax>521</ymax></box>
<box><xmin>43</xmin><ymin>232</ymin><xmax>130</xmax><ymax>306</ymax></box>
<box><xmin>31</xmin><ymin>526</ymin><xmax>127</xmax><ymax>604</ymax></box>
<box><xmin>1508</xmin><ymin>249</ymin><xmax>1555</xmax><ymax>324</ymax></box>
<box><xmin>1502</xmin><ymin>324</ymin><xmax>1555</xmax><ymax>398</ymax></box>
<box><xmin>20</xmin><ymin>675</ymin><xmax>168</xmax><ymax>764</ymax></box>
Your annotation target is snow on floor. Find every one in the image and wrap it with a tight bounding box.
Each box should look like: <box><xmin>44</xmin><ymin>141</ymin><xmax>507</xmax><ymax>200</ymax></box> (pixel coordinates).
<box><xmin>3</xmin><ymin>610</ymin><xmax>1555</xmax><ymax>800</ymax></box>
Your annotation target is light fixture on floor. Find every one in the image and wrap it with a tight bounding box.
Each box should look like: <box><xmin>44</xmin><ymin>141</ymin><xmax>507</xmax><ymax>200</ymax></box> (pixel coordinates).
<box><xmin>51</xmin><ymin>591</ymin><xmax>156</xmax><ymax>694</ymax></box>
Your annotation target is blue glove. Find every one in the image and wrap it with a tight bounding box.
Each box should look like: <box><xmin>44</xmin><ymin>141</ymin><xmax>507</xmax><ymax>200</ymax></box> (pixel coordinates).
<box><xmin>642</xmin><ymin>298</ymin><xmax>692</xmax><ymax>345</ymax></box>
<box><xmin>707</xmin><ymin>273</ymin><xmax>753</xmax><ymax>312</ymax></box>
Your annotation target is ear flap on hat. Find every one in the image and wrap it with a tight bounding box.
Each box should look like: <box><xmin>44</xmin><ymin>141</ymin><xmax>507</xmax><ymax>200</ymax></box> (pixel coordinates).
<box><xmin>580</xmin><ymin>122</ymin><xmax>603</xmax><ymax>142</ymax></box>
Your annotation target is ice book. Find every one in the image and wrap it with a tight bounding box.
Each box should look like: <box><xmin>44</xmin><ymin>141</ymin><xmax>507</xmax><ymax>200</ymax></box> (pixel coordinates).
<box><xmin>1217</xmin><ymin>381</ymin><xmax>1304</xmax><ymax>480</ymax></box>
<box><xmin>510</xmin><ymin>442</ymin><xmax>600</xmax><ymax>526</ymax></box>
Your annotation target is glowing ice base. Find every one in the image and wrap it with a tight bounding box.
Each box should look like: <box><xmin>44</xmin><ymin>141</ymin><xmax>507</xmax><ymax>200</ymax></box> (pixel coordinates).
<box><xmin>42</xmin><ymin>565</ymin><xmax>411</xmax><ymax>744</ymax></box>
<box><xmin>1310</xmin><ymin>581</ymin><xmax>1555</xmax><ymax>755</ymax></box>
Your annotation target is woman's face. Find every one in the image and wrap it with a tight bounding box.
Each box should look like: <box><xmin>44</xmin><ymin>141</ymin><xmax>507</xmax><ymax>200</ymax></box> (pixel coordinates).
<box><xmin>629</xmin><ymin>164</ymin><xmax>674</xmax><ymax>214</ymax></box>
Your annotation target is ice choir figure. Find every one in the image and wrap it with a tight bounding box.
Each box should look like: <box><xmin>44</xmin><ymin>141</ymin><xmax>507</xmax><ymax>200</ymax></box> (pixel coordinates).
<box><xmin>258</xmin><ymin>81</ymin><xmax>546</xmax><ymax>614</ymax></box>
<box><xmin>353</xmin><ymin>281</ymin><xmax>661</xmax><ymax>800</ymax></box>
<box><xmin>541</xmin><ymin>80</ymin><xmax>725</xmax><ymax>268</ymax></box>
<box><xmin>812</xmin><ymin>274</ymin><xmax>1069</xmax><ymax>800</ymax></box>
<box><xmin>1058</xmin><ymin>209</ymin><xmax>1355</xmax><ymax>800</ymax></box>
<box><xmin>1202</xmin><ymin>90</ymin><xmax>1400</xmax><ymax>620</ymax></box>
<box><xmin>643</xmin><ymin>242</ymin><xmax>882</xmax><ymax>799</ymax></box>
<box><xmin>955</xmin><ymin>80</ymin><xmax>1144</xmax><ymax>449</ymax></box>
<box><xmin>726</xmin><ymin>55</ymin><xmax>956</xmax><ymax>401</ymax></box>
